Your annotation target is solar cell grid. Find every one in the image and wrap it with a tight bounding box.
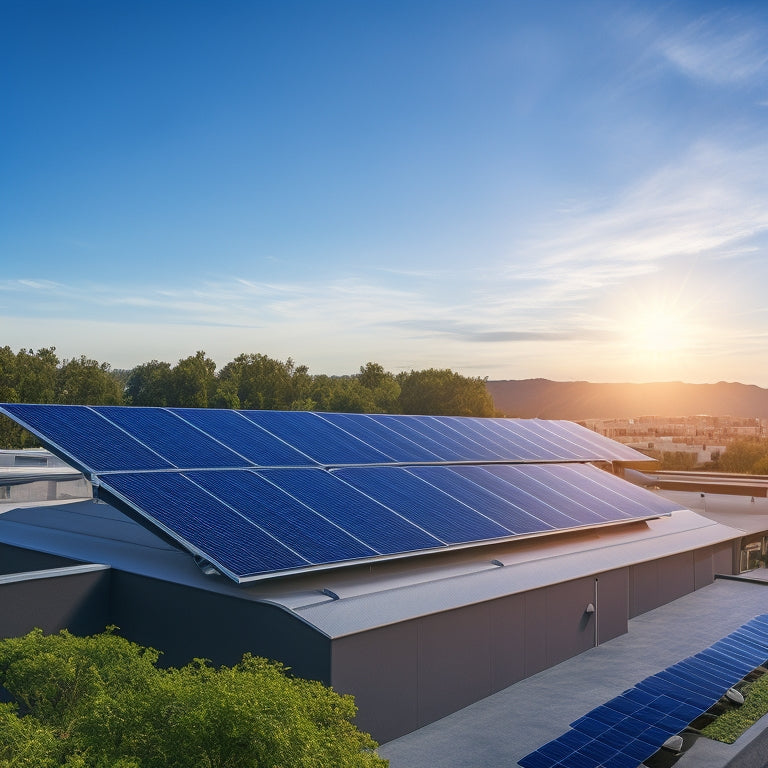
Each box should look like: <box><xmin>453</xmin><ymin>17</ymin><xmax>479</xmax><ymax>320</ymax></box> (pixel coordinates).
<box><xmin>99</xmin><ymin>471</ymin><xmax>308</xmax><ymax>578</ymax></box>
<box><xmin>240</xmin><ymin>410</ymin><xmax>394</xmax><ymax>465</ymax></box>
<box><xmin>0</xmin><ymin>403</ymin><xmax>173</xmax><ymax>473</ymax></box>
<box><xmin>171</xmin><ymin>408</ymin><xmax>317</xmax><ymax>466</ymax></box>
<box><xmin>543</xmin><ymin>463</ymin><xmax>680</xmax><ymax>518</ymax></box>
<box><xmin>483</xmin><ymin>465</ymin><xmax>608</xmax><ymax>526</ymax></box>
<box><xmin>363</xmin><ymin>414</ymin><xmax>460</xmax><ymax>461</ymax></box>
<box><xmin>478</xmin><ymin>418</ymin><xmax>565</xmax><ymax>460</ymax></box>
<box><xmin>316</xmin><ymin>412</ymin><xmax>442</xmax><ymax>463</ymax></box>
<box><xmin>332</xmin><ymin>466</ymin><xmax>514</xmax><ymax>544</ymax></box>
<box><xmin>410</xmin><ymin>416</ymin><xmax>508</xmax><ymax>460</ymax></box>
<box><xmin>185</xmin><ymin>469</ymin><xmax>378</xmax><ymax>565</ymax></box>
<box><xmin>255</xmin><ymin>468</ymin><xmax>445</xmax><ymax>553</ymax></box>
<box><xmin>406</xmin><ymin>465</ymin><xmax>550</xmax><ymax>535</ymax></box>
<box><xmin>96</xmin><ymin>406</ymin><xmax>251</xmax><ymax>469</ymax></box>
<box><xmin>513</xmin><ymin>420</ymin><xmax>586</xmax><ymax>460</ymax></box>
<box><xmin>432</xmin><ymin>416</ymin><xmax>524</xmax><ymax>458</ymax></box>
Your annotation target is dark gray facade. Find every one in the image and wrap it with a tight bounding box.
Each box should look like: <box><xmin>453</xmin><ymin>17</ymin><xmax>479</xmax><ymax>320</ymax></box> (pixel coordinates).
<box><xmin>330</xmin><ymin>543</ymin><xmax>735</xmax><ymax>741</ymax></box>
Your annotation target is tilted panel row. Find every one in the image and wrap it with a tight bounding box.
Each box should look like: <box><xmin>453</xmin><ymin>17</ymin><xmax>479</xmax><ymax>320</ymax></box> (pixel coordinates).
<box><xmin>519</xmin><ymin>615</ymin><xmax>768</xmax><ymax>768</ymax></box>
<box><xmin>98</xmin><ymin>462</ymin><xmax>676</xmax><ymax>581</ymax></box>
<box><xmin>0</xmin><ymin>404</ymin><xmax>654</xmax><ymax>471</ymax></box>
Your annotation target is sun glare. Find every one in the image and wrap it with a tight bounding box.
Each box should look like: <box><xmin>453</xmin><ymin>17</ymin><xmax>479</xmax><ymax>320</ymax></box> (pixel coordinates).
<box><xmin>620</xmin><ymin>297</ymin><xmax>702</xmax><ymax>370</ymax></box>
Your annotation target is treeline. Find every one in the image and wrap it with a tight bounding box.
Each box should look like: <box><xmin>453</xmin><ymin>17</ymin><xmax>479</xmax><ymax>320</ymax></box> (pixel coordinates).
<box><xmin>0</xmin><ymin>347</ymin><xmax>496</xmax><ymax>448</ymax></box>
<box><xmin>709</xmin><ymin>438</ymin><xmax>768</xmax><ymax>475</ymax></box>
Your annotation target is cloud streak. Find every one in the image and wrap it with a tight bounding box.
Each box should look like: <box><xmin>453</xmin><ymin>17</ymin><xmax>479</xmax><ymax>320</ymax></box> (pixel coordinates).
<box><xmin>658</xmin><ymin>11</ymin><xmax>768</xmax><ymax>86</ymax></box>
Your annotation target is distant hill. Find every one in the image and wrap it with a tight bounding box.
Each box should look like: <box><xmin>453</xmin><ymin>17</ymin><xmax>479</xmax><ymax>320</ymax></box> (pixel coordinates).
<box><xmin>486</xmin><ymin>379</ymin><xmax>768</xmax><ymax>420</ymax></box>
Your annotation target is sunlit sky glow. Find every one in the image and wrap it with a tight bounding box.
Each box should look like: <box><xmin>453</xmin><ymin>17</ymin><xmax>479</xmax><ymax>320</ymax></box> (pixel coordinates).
<box><xmin>3</xmin><ymin>0</ymin><xmax>768</xmax><ymax>383</ymax></box>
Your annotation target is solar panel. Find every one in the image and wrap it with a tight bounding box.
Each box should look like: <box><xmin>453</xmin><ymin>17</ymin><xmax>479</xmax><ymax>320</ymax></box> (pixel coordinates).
<box><xmin>95</xmin><ymin>406</ymin><xmax>252</xmax><ymax>469</ymax></box>
<box><xmin>332</xmin><ymin>466</ymin><xmax>514</xmax><ymax>544</ymax></box>
<box><xmin>185</xmin><ymin>470</ymin><xmax>377</xmax><ymax>565</ymax></box>
<box><xmin>171</xmin><ymin>408</ymin><xmax>317</xmax><ymax>466</ymax></box>
<box><xmin>100</xmin><ymin>471</ymin><xmax>309</xmax><ymax>579</ymax></box>
<box><xmin>0</xmin><ymin>403</ymin><xmax>173</xmax><ymax>473</ymax></box>
<box><xmin>363</xmin><ymin>414</ymin><xmax>467</xmax><ymax>461</ymax></box>
<box><xmin>519</xmin><ymin>614</ymin><xmax>768</xmax><ymax>768</ymax></box>
<box><xmin>316</xmin><ymin>412</ymin><xmax>443</xmax><ymax>463</ymax></box>
<box><xmin>255</xmin><ymin>468</ymin><xmax>444</xmax><ymax>554</ymax></box>
<box><xmin>407</xmin><ymin>466</ymin><xmax>555</xmax><ymax>535</ymax></box>
<box><xmin>239</xmin><ymin>410</ymin><xmax>394</xmax><ymax>465</ymax></box>
<box><xmin>0</xmin><ymin>403</ymin><xmax>677</xmax><ymax>582</ymax></box>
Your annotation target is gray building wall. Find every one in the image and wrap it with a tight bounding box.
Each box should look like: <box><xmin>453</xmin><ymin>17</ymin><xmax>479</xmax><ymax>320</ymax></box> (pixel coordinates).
<box><xmin>0</xmin><ymin>542</ymin><xmax>82</xmax><ymax>574</ymax></box>
<box><xmin>108</xmin><ymin>572</ymin><xmax>331</xmax><ymax>681</ymax></box>
<box><xmin>0</xmin><ymin>567</ymin><xmax>110</xmax><ymax>638</ymax></box>
<box><xmin>332</xmin><ymin>543</ymin><xmax>736</xmax><ymax>742</ymax></box>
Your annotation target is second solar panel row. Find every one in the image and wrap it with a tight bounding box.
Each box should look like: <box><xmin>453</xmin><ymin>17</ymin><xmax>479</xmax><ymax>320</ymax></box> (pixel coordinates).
<box><xmin>99</xmin><ymin>463</ymin><xmax>678</xmax><ymax>580</ymax></box>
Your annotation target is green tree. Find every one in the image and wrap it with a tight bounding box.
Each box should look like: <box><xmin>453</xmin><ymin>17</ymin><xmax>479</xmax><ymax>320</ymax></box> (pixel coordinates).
<box><xmin>717</xmin><ymin>439</ymin><xmax>768</xmax><ymax>474</ymax></box>
<box><xmin>356</xmin><ymin>363</ymin><xmax>400</xmax><ymax>413</ymax></box>
<box><xmin>14</xmin><ymin>347</ymin><xmax>59</xmax><ymax>404</ymax></box>
<box><xmin>0</xmin><ymin>628</ymin><xmax>387</xmax><ymax>768</ymax></box>
<box><xmin>125</xmin><ymin>360</ymin><xmax>173</xmax><ymax>406</ymax></box>
<box><xmin>168</xmin><ymin>351</ymin><xmax>217</xmax><ymax>408</ymax></box>
<box><xmin>397</xmin><ymin>368</ymin><xmax>495</xmax><ymax>416</ymax></box>
<box><xmin>216</xmin><ymin>353</ymin><xmax>301</xmax><ymax>410</ymax></box>
<box><xmin>56</xmin><ymin>356</ymin><xmax>124</xmax><ymax>405</ymax></box>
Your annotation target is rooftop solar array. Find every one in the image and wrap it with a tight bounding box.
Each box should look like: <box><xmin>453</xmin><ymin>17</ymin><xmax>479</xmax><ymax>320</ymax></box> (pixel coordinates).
<box><xmin>519</xmin><ymin>615</ymin><xmax>768</xmax><ymax>768</ymax></box>
<box><xmin>0</xmin><ymin>404</ymin><xmax>677</xmax><ymax>582</ymax></box>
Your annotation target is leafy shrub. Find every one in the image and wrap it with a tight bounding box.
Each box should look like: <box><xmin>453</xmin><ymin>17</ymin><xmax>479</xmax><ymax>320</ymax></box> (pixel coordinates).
<box><xmin>0</xmin><ymin>628</ymin><xmax>387</xmax><ymax>768</ymax></box>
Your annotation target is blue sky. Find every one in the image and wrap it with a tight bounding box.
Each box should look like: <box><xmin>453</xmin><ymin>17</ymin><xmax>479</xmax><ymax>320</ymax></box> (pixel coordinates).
<box><xmin>3</xmin><ymin>0</ymin><xmax>768</xmax><ymax>384</ymax></box>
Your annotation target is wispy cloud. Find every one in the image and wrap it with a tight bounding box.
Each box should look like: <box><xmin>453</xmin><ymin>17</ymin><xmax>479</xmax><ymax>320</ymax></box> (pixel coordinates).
<box><xmin>658</xmin><ymin>11</ymin><xmax>768</xmax><ymax>86</ymax></box>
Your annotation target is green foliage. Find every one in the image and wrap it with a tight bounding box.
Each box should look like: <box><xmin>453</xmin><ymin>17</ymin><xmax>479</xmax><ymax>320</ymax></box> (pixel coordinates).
<box><xmin>125</xmin><ymin>360</ymin><xmax>172</xmax><ymax>406</ymax></box>
<box><xmin>714</xmin><ymin>438</ymin><xmax>768</xmax><ymax>474</ymax></box>
<box><xmin>56</xmin><ymin>356</ymin><xmax>123</xmax><ymax>405</ymax></box>
<box><xmin>701</xmin><ymin>673</ymin><xmax>768</xmax><ymax>743</ymax></box>
<box><xmin>659</xmin><ymin>451</ymin><xmax>698</xmax><ymax>470</ymax></box>
<box><xmin>0</xmin><ymin>628</ymin><xmax>387</xmax><ymax>768</ymax></box>
<box><xmin>397</xmin><ymin>368</ymin><xmax>495</xmax><ymax>416</ymax></box>
<box><xmin>0</xmin><ymin>345</ymin><xmax>499</xmax><ymax>446</ymax></box>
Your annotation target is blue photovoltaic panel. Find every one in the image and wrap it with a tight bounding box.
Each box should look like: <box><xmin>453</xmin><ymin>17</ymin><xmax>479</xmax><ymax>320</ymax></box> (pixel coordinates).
<box><xmin>363</xmin><ymin>414</ymin><xmax>465</xmax><ymax>461</ymax></box>
<box><xmin>99</xmin><ymin>471</ymin><xmax>308</xmax><ymax>578</ymax></box>
<box><xmin>481</xmin><ymin>465</ymin><xmax>611</xmax><ymax>525</ymax></box>
<box><xmin>398</xmin><ymin>416</ymin><xmax>508</xmax><ymax>461</ymax></box>
<box><xmin>95</xmin><ymin>406</ymin><xmax>251</xmax><ymax>469</ymax></box>
<box><xmin>485</xmin><ymin>418</ymin><xmax>581</xmax><ymax>460</ymax></box>
<box><xmin>185</xmin><ymin>470</ymin><xmax>377</xmax><ymax>565</ymax></box>
<box><xmin>255</xmin><ymin>468</ymin><xmax>445</xmax><ymax>553</ymax></box>
<box><xmin>240</xmin><ymin>410</ymin><xmax>394</xmax><ymax>465</ymax></box>
<box><xmin>519</xmin><ymin>614</ymin><xmax>768</xmax><ymax>768</ymax></box>
<box><xmin>0</xmin><ymin>403</ymin><xmax>173</xmax><ymax>473</ymax></box>
<box><xmin>450</xmin><ymin>465</ymin><xmax>582</xmax><ymax>529</ymax></box>
<box><xmin>433</xmin><ymin>416</ymin><xmax>546</xmax><ymax>461</ymax></box>
<box><xmin>316</xmin><ymin>412</ymin><xmax>443</xmax><ymax>463</ymax></box>
<box><xmin>549</xmin><ymin>464</ymin><xmax>681</xmax><ymax>518</ymax></box>
<box><xmin>406</xmin><ymin>466</ymin><xmax>554</xmax><ymax>535</ymax></box>
<box><xmin>0</xmin><ymin>403</ymin><xmax>678</xmax><ymax>582</ymax></box>
<box><xmin>511</xmin><ymin>419</ymin><xmax>590</xmax><ymax>460</ymax></box>
<box><xmin>170</xmin><ymin>408</ymin><xmax>317</xmax><ymax>467</ymax></box>
<box><xmin>333</xmin><ymin>466</ymin><xmax>514</xmax><ymax>544</ymax></box>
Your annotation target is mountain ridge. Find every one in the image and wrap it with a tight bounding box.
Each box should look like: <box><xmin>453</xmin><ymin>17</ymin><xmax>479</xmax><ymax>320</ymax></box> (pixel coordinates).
<box><xmin>486</xmin><ymin>379</ymin><xmax>768</xmax><ymax>420</ymax></box>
